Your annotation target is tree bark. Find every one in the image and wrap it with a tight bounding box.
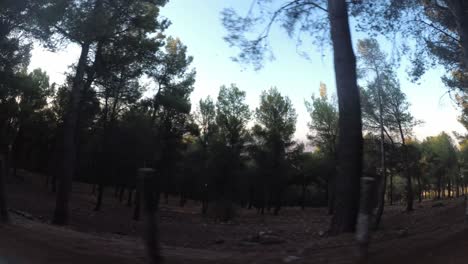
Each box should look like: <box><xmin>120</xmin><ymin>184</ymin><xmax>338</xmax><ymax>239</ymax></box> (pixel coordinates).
<box><xmin>437</xmin><ymin>174</ymin><xmax>442</xmax><ymax>200</ymax></box>
<box><xmin>53</xmin><ymin>42</ymin><xmax>91</xmax><ymax>225</ymax></box>
<box><xmin>448</xmin><ymin>179</ymin><xmax>452</xmax><ymax>198</ymax></box>
<box><xmin>327</xmin><ymin>174</ymin><xmax>336</xmax><ymax>215</ymax></box>
<box><xmin>127</xmin><ymin>188</ymin><xmax>133</xmax><ymax>207</ymax></box>
<box><xmin>119</xmin><ymin>186</ymin><xmax>125</xmax><ymax>203</ymax></box>
<box><xmin>328</xmin><ymin>0</ymin><xmax>363</xmax><ymax>234</ymax></box>
<box><xmin>301</xmin><ymin>180</ymin><xmax>306</xmax><ymax>210</ymax></box>
<box><xmin>356</xmin><ymin>177</ymin><xmax>374</xmax><ymax>261</ymax></box>
<box><xmin>0</xmin><ymin>154</ymin><xmax>9</xmax><ymax>223</ymax></box>
<box><xmin>94</xmin><ymin>184</ymin><xmax>104</xmax><ymax>211</ymax></box>
<box><xmin>447</xmin><ymin>0</ymin><xmax>468</xmax><ymax>70</ymax></box>
<box><xmin>417</xmin><ymin>172</ymin><xmax>422</xmax><ymax>202</ymax></box>
<box><xmin>133</xmin><ymin>189</ymin><xmax>141</xmax><ymax>221</ymax></box>
<box><xmin>389</xmin><ymin>171</ymin><xmax>393</xmax><ymax>205</ymax></box>
<box><xmin>398</xmin><ymin>124</ymin><xmax>413</xmax><ymax>211</ymax></box>
<box><xmin>138</xmin><ymin>168</ymin><xmax>162</xmax><ymax>264</ymax></box>
<box><xmin>373</xmin><ymin>73</ymin><xmax>387</xmax><ymax>230</ymax></box>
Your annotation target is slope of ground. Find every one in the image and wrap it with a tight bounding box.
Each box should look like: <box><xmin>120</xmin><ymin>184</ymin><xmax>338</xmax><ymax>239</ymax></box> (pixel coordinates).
<box><xmin>2</xmin><ymin>170</ymin><xmax>467</xmax><ymax>263</ymax></box>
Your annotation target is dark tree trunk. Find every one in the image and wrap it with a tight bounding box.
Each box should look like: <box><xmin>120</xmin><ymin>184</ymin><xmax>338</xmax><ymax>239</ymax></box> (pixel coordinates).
<box><xmin>437</xmin><ymin>175</ymin><xmax>442</xmax><ymax>200</ymax></box>
<box><xmin>447</xmin><ymin>0</ymin><xmax>468</xmax><ymax>70</ymax></box>
<box><xmin>53</xmin><ymin>42</ymin><xmax>91</xmax><ymax>226</ymax></box>
<box><xmin>328</xmin><ymin>0</ymin><xmax>363</xmax><ymax>234</ymax></box>
<box><xmin>273</xmin><ymin>188</ymin><xmax>282</xmax><ymax>216</ymax></box>
<box><xmin>389</xmin><ymin>171</ymin><xmax>393</xmax><ymax>205</ymax></box>
<box><xmin>373</xmin><ymin>169</ymin><xmax>387</xmax><ymax>230</ymax></box>
<box><xmin>248</xmin><ymin>185</ymin><xmax>254</xmax><ymax>210</ymax></box>
<box><xmin>133</xmin><ymin>189</ymin><xmax>141</xmax><ymax>221</ymax></box>
<box><xmin>373</xmin><ymin>79</ymin><xmax>387</xmax><ymax>230</ymax></box>
<box><xmin>327</xmin><ymin>174</ymin><xmax>336</xmax><ymax>215</ymax></box>
<box><xmin>51</xmin><ymin>173</ymin><xmax>57</xmax><ymax>193</ymax></box>
<box><xmin>119</xmin><ymin>186</ymin><xmax>125</xmax><ymax>203</ymax></box>
<box><xmin>448</xmin><ymin>179</ymin><xmax>452</xmax><ymax>198</ymax></box>
<box><xmin>417</xmin><ymin>172</ymin><xmax>422</xmax><ymax>203</ymax></box>
<box><xmin>139</xmin><ymin>168</ymin><xmax>162</xmax><ymax>263</ymax></box>
<box><xmin>398</xmin><ymin>124</ymin><xmax>413</xmax><ymax>212</ymax></box>
<box><xmin>202</xmin><ymin>183</ymin><xmax>208</xmax><ymax>215</ymax></box>
<box><xmin>0</xmin><ymin>154</ymin><xmax>9</xmax><ymax>223</ymax></box>
<box><xmin>301</xmin><ymin>181</ymin><xmax>306</xmax><ymax>210</ymax></box>
<box><xmin>179</xmin><ymin>192</ymin><xmax>186</xmax><ymax>207</ymax></box>
<box><xmin>127</xmin><ymin>188</ymin><xmax>133</xmax><ymax>207</ymax></box>
<box><xmin>356</xmin><ymin>177</ymin><xmax>374</xmax><ymax>261</ymax></box>
<box><xmin>164</xmin><ymin>192</ymin><xmax>169</xmax><ymax>205</ymax></box>
<box><xmin>94</xmin><ymin>184</ymin><xmax>104</xmax><ymax>211</ymax></box>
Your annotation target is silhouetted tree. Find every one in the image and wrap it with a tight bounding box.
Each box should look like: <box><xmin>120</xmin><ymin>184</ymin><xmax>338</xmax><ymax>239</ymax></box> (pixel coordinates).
<box><xmin>36</xmin><ymin>0</ymin><xmax>170</xmax><ymax>225</ymax></box>
<box><xmin>252</xmin><ymin>87</ymin><xmax>297</xmax><ymax>215</ymax></box>
<box><xmin>213</xmin><ymin>84</ymin><xmax>251</xmax><ymax>221</ymax></box>
<box><xmin>305</xmin><ymin>84</ymin><xmax>338</xmax><ymax>214</ymax></box>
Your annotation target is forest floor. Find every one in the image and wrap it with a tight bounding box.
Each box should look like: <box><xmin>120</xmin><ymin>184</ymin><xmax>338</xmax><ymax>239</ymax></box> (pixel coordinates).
<box><xmin>1</xmin><ymin>170</ymin><xmax>468</xmax><ymax>263</ymax></box>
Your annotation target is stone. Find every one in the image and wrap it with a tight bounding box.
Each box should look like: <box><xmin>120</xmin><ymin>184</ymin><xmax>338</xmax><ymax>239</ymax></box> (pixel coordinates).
<box><xmin>283</xmin><ymin>256</ymin><xmax>301</xmax><ymax>263</ymax></box>
<box><xmin>318</xmin><ymin>230</ymin><xmax>327</xmax><ymax>237</ymax></box>
<box><xmin>397</xmin><ymin>228</ymin><xmax>409</xmax><ymax>238</ymax></box>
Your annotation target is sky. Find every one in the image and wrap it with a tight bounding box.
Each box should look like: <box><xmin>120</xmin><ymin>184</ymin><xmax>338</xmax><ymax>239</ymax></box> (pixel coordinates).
<box><xmin>29</xmin><ymin>0</ymin><xmax>466</xmax><ymax>143</ymax></box>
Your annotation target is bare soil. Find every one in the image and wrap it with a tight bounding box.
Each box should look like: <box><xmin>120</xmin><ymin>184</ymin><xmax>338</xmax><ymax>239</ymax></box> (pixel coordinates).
<box><xmin>2</xmin><ymin>170</ymin><xmax>468</xmax><ymax>263</ymax></box>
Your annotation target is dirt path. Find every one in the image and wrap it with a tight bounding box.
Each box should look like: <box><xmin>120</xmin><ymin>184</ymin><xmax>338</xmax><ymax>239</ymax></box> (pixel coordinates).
<box><xmin>1</xmin><ymin>212</ymin><xmax>468</xmax><ymax>264</ymax></box>
<box><xmin>0</xmin><ymin>215</ymin><xmax>236</xmax><ymax>264</ymax></box>
<box><xmin>374</xmin><ymin>228</ymin><xmax>468</xmax><ymax>264</ymax></box>
<box><xmin>4</xmin><ymin>171</ymin><xmax>468</xmax><ymax>264</ymax></box>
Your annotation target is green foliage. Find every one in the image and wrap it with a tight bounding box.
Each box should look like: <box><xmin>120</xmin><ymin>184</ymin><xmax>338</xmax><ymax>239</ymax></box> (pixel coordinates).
<box><xmin>418</xmin><ymin>132</ymin><xmax>459</xmax><ymax>199</ymax></box>
<box><xmin>194</xmin><ymin>96</ymin><xmax>217</xmax><ymax>147</ymax></box>
<box><xmin>254</xmin><ymin>87</ymin><xmax>297</xmax><ymax>145</ymax></box>
<box><xmin>361</xmin><ymin>70</ymin><xmax>419</xmax><ymax>143</ymax></box>
<box><xmin>305</xmin><ymin>85</ymin><xmax>338</xmax><ymax>156</ymax></box>
<box><xmin>216</xmin><ymin>84</ymin><xmax>251</xmax><ymax>148</ymax></box>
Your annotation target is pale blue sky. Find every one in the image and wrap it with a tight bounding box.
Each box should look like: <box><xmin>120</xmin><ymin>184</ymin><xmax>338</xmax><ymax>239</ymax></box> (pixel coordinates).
<box><xmin>29</xmin><ymin>0</ymin><xmax>466</xmax><ymax>143</ymax></box>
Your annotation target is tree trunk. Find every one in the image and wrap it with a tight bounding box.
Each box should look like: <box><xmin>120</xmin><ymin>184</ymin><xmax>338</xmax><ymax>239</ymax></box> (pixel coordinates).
<box><xmin>398</xmin><ymin>124</ymin><xmax>413</xmax><ymax>212</ymax></box>
<box><xmin>94</xmin><ymin>184</ymin><xmax>104</xmax><ymax>211</ymax></box>
<box><xmin>448</xmin><ymin>179</ymin><xmax>452</xmax><ymax>198</ymax></box>
<box><xmin>447</xmin><ymin>0</ymin><xmax>468</xmax><ymax>70</ymax></box>
<box><xmin>417</xmin><ymin>172</ymin><xmax>422</xmax><ymax>203</ymax></box>
<box><xmin>328</xmin><ymin>0</ymin><xmax>363</xmax><ymax>234</ymax></box>
<box><xmin>0</xmin><ymin>154</ymin><xmax>9</xmax><ymax>223</ymax></box>
<box><xmin>248</xmin><ymin>185</ymin><xmax>254</xmax><ymax>210</ymax></box>
<box><xmin>139</xmin><ymin>168</ymin><xmax>162</xmax><ymax>264</ymax></box>
<box><xmin>53</xmin><ymin>42</ymin><xmax>91</xmax><ymax>225</ymax></box>
<box><xmin>389</xmin><ymin>171</ymin><xmax>393</xmax><ymax>205</ymax></box>
<box><xmin>202</xmin><ymin>183</ymin><xmax>208</xmax><ymax>215</ymax></box>
<box><xmin>127</xmin><ymin>188</ymin><xmax>133</xmax><ymax>207</ymax></box>
<box><xmin>437</xmin><ymin>175</ymin><xmax>442</xmax><ymax>200</ymax></box>
<box><xmin>133</xmin><ymin>189</ymin><xmax>141</xmax><ymax>221</ymax></box>
<box><xmin>119</xmin><ymin>186</ymin><xmax>125</xmax><ymax>203</ymax></box>
<box><xmin>273</xmin><ymin>188</ymin><xmax>282</xmax><ymax>216</ymax></box>
<box><xmin>301</xmin><ymin>181</ymin><xmax>306</xmax><ymax>210</ymax></box>
<box><xmin>327</xmin><ymin>174</ymin><xmax>336</xmax><ymax>215</ymax></box>
<box><xmin>373</xmin><ymin>78</ymin><xmax>387</xmax><ymax>230</ymax></box>
<box><xmin>356</xmin><ymin>177</ymin><xmax>374</xmax><ymax>261</ymax></box>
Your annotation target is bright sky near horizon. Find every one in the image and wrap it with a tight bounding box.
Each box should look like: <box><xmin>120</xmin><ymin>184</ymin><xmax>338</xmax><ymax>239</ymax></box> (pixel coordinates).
<box><xmin>29</xmin><ymin>0</ymin><xmax>466</xmax><ymax>143</ymax></box>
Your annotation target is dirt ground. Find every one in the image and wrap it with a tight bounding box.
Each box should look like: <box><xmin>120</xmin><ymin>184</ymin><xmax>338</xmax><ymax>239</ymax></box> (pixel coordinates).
<box><xmin>2</xmin><ymin>170</ymin><xmax>468</xmax><ymax>263</ymax></box>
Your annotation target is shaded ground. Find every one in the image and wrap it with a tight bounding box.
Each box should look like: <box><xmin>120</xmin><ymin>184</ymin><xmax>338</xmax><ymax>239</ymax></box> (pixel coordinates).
<box><xmin>2</xmin><ymin>170</ymin><xmax>468</xmax><ymax>263</ymax></box>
